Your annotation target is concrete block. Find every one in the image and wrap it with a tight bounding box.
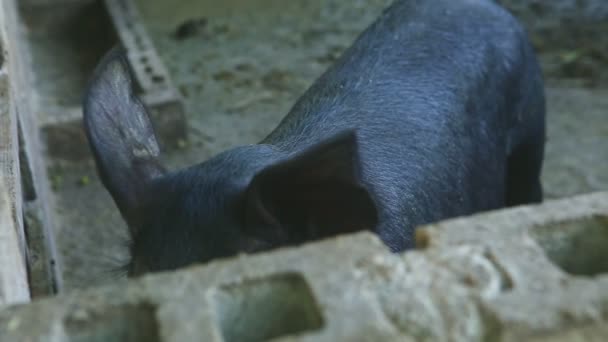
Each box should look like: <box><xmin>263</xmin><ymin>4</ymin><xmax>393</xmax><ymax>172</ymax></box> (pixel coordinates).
<box><xmin>104</xmin><ymin>0</ymin><xmax>187</xmax><ymax>150</ymax></box>
<box><xmin>0</xmin><ymin>233</ymin><xmax>402</xmax><ymax>341</ymax></box>
<box><xmin>1</xmin><ymin>192</ymin><xmax>607</xmax><ymax>341</ymax></box>
<box><xmin>40</xmin><ymin>100</ymin><xmax>185</xmax><ymax>162</ymax></box>
<box><xmin>416</xmin><ymin>191</ymin><xmax>608</xmax><ymax>340</ymax></box>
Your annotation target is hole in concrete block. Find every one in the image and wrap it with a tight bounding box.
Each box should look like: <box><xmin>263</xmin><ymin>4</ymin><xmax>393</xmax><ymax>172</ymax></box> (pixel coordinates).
<box><xmin>531</xmin><ymin>216</ymin><xmax>608</xmax><ymax>276</ymax></box>
<box><xmin>64</xmin><ymin>302</ymin><xmax>160</xmax><ymax>342</ymax></box>
<box><xmin>212</xmin><ymin>272</ymin><xmax>324</xmax><ymax>342</ymax></box>
<box><xmin>152</xmin><ymin>75</ymin><xmax>165</xmax><ymax>84</ymax></box>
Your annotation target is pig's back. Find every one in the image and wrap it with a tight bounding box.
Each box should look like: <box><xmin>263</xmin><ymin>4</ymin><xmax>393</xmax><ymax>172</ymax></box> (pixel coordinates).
<box><xmin>263</xmin><ymin>0</ymin><xmax>543</xmax><ymax>250</ymax></box>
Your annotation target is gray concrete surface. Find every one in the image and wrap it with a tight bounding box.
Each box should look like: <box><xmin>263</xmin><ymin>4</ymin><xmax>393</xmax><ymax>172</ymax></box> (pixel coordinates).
<box><xmin>499</xmin><ymin>0</ymin><xmax>608</xmax><ymax>87</ymax></box>
<box><xmin>1</xmin><ymin>191</ymin><xmax>607</xmax><ymax>341</ymax></box>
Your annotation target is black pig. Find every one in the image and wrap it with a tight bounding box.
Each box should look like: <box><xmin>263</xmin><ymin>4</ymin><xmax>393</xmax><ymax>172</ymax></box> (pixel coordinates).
<box><xmin>83</xmin><ymin>0</ymin><xmax>545</xmax><ymax>276</ymax></box>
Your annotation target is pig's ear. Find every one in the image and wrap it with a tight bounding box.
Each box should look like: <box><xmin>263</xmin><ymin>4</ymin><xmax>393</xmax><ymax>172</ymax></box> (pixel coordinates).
<box><xmin>82</xmin><ymin>47</ymin><xmax>165</xmax><ymax>233</ymax></box>
<box><xmin>244</xmin><ymin>130</ymin><xmax>378</xmax><ymax>243</ymax></box>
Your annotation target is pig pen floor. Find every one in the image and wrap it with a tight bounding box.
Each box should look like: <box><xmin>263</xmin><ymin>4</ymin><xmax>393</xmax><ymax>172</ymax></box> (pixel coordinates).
<box><xmin>40</xmin><ymin>0</ymin><xmax>608</xmax><ymax>292</ymax></box>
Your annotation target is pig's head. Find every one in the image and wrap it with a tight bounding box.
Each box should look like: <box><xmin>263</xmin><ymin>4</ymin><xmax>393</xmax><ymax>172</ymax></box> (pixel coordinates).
<box><xmin>83</xmin><ymin>48</ymin><xmax>378</xmax><ymax>277</ymax></box>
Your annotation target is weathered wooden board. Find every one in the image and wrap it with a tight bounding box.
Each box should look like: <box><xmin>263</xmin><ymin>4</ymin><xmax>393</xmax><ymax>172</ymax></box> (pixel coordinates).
<box><xmin>2</xmin><ymin>0</ymin><xmax>64</xmax><ymax>297</ymax></box>
<box><xmin>0</xmin><ymin>0</ymin><xmax>30</xmax><ymax>305</ymax></box>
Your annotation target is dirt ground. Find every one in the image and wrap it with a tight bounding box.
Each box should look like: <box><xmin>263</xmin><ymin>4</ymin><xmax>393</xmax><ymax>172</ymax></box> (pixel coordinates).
<box><xmin>36</xmin><ymin>0</ymin><xmax>607</xmax><ymax>291</ymax></box>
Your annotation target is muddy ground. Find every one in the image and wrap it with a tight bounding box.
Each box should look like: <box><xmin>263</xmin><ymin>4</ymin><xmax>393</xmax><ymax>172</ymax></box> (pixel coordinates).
<box><xmin>31</xmin><ymin>0</ymin><xmax>607</xmax><ymax>291</ymax></box>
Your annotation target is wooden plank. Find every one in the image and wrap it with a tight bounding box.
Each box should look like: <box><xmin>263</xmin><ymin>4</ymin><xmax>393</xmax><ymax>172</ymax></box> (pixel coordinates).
<box><xmin>1</xmin><ymin>0</ymin><xmax>62</xmax><ymax>297</ymax></box>
<box><xmin>0</xmin><ymin>0</ymin><xmax>30</xmax><ymax>304</ymax></box>
<box><xmin>0</xmin><ymin>178</ymin><xmax>29</xmax><ymax>306</ymax></box>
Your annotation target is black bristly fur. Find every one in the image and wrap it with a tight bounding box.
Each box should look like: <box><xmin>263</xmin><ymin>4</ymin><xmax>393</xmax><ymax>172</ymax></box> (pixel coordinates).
<box><xmin>83</xmin><ymin>0</ymin><xmax>545</xmax><ymax>276</ymax></box>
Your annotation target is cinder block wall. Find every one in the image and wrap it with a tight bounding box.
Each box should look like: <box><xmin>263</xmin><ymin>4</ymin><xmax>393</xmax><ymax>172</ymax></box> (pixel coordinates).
<box><xmin>1</xmin><ymin>192</ymin><xmax>607</xmax><ymax>341</ymax></box>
